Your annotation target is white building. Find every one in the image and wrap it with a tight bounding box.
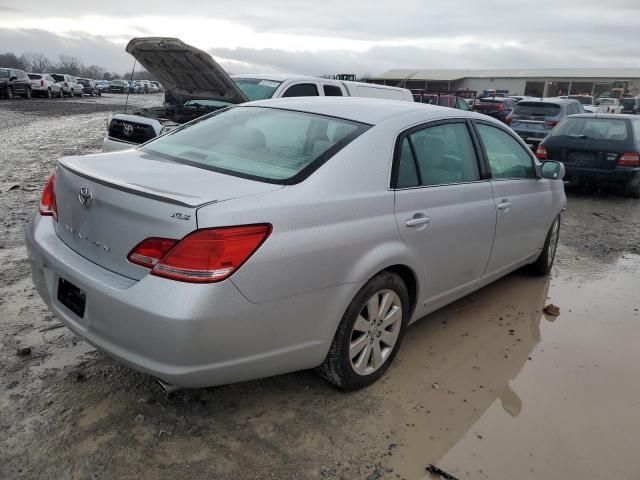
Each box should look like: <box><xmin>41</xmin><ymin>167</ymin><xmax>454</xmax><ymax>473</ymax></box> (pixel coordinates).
<box><xmin>366</xmin><ymin>68</ymin><xmax>640</xmax><ymax>97</ymax></box>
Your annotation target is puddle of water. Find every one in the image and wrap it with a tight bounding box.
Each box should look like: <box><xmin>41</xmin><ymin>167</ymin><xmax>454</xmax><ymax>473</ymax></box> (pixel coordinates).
<box><xmin>370</xmin><ymin>254</ymin><xmax>640</xmax><ymax>480</ymax></box>
<box><xmin>27</xmin><ymin>330</ymin><xmax>96</xmax><ymax>375</ymax></box>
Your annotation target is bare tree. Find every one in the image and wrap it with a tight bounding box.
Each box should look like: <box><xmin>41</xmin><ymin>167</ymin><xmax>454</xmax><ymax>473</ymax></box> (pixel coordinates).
<box><xmin>80</xmin><ymin>64</ymin><xmax>105</xmax><ymax>79</ymax></box>
<box><xmin>0</xmin><ymin>52</ymin><xmax>27</xmax><ymax>70</ymax></box>
<box><xmin>56</xmin><ymin>55</ymin><xmax>82</xmax><ymax>76</ymax></box>
<box><xmin>21</xmin><ymin>52</ymin><xmax>53</xmax><ymax>73</ymax></box>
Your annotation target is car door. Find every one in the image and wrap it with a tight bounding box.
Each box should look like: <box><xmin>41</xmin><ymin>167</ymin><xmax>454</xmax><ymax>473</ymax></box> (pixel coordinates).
<box><xmin>474</xmin><ymin>121</ymin><xmax>553</xmax><ymax>276</ymax></box>
<box><xmin>393</xmin><ymin>120</ymin><xmax>497</xmax><ymax>306</ymax></box>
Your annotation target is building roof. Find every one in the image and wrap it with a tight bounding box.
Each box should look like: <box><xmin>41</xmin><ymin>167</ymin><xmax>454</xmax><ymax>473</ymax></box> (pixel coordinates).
<box><xmin>372</xmin><ymin>68</ymin><xmax>640</xmax><ymax>81</ymax></box>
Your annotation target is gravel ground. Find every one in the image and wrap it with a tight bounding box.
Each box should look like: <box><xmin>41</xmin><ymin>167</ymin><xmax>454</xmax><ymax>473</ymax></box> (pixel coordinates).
<box><xmin>1</xmin><ymin>95</ymin><xmax>639</xmax><ymax>480</ymax></box>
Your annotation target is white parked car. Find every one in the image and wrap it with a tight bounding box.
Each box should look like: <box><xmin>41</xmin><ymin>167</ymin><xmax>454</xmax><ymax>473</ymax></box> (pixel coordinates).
<box><xmin>27</xmin><ymin>73</ymin><xmax>64</xmax><ymax>98</ymax></box>
<box><xmin>596</xmin><ymin>97</ymin><xmax>624</xmax><ymax>114</ymax></box>
<box><xmin>50</xmin><ymin>74</ymin><xmax>84</xmax><ymax>97</ymax></box>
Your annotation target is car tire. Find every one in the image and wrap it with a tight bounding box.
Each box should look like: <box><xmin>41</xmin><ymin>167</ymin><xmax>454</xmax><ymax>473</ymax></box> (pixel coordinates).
<box><xmin>317</xmin><ymin>271</ymin><xmax>409</xmax><ymax>390</ymax></box>
<box><xmin>626</xmin><ymin>180</ymin><xmax>640</xmax><ymax>198</ymax></box>
<box><xmin>530</xmin><ymin>214</ymin><xmax>561</xmax><ymax>275</ymax></box>
<box><xmin>24</xmin><ymin>87</ymin><xmax>31</xmax><ymax>99</ymax></box>
<box><xmin>46</xmin><ymin>88</ymin><xmax>52</xmax><ymax>99</ymax></box>
<box><xmin>6</xmin><ymin>87</ymin><xmax>13</xmax><ymax>100</ymax></box>
<box><xmin>69</xmin><ymin>89</ymin><xmax>74</xmax><ymax>98</ymax></box>
<box><xmin>58</xmin><ymin>89</ymin><xmax>64</xmax><ymax>98</ymax></box>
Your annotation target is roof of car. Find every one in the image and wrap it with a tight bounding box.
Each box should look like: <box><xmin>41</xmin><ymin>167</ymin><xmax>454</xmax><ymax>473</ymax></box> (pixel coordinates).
<box><xmin>518</xmin><ymin>98</ymin><xmax>578</xmax><ymax>105</ymax></box>
<box><xmin>231</xmin><ymin>74</ymin><xmax>330</xmax><ymax>82</ymax></box>
<box><xmin>564</xmin><ymin>113</ymin><xmax>639</xmax><ymax>120</ymax></box>
<box><xmin>242</xmin><ymin>96</ymin><xmax>483</xmax><ymax>125</ymax></box>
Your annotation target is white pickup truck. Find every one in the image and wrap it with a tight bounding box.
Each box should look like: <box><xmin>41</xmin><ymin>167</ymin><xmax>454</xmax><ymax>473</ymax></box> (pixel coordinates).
<box><xmin>103</xmin><ymin>37</ymin><xmax>413</xmax><ymax>152</ymax></box>
<box><xmin>595</xmin><ymin>97</ymin><xmax>624</xmax><ymax>114</ymax></box>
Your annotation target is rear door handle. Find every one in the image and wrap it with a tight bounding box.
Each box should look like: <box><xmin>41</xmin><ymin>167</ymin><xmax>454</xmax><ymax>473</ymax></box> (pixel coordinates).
<box><xmin>405</xmin><ymin>214</ymin><xmax>431</xmax><ymax>228</ymax></box>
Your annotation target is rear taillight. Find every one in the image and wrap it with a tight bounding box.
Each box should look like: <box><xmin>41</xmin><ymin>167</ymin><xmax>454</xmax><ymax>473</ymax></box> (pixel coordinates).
<box><xmin>505</xmin><ymin>116</ymin><xmax>512</xmax><ymax>125</ymax></box>
<box><xmin>64</xmin><ymin>82</ymin><xmax>68</xmax><ymax>87</ymax></box>
<box><xmin>40</xmin><ymin>79</ymin><xmax>44</xmax><ymax>87</ymax></box>
<box><xmin>127</xmin><ymin>238</ymin><xmax>178</xmax><ymax>268</ymax></box>
<box><xmin>128</xmin><ymin>224</ymin><xmax>272</xmax><ymax>283</ymax></box>
<box><xmin>497</xmin><ymin>103</ymin><xmax>505</xmax><ymax>111</ymax></box>
<box><xmin>535</xmin><ymin>145</ymin><xmax>548</xmax><ymax>160</ymax></box>
<box><xmin>39</xmin><ymin>173</ymin><xmax>58</xmax><ymax>220</ymax></box>
<box><xmin>618</xmin><ymin>152</ymin><xmax>640</xmax><ymax>167</ymax></box>
<box><xmin>545</xmin><ymin>120</ymin><xmax>559</xmax><ymax>128</ymax></box>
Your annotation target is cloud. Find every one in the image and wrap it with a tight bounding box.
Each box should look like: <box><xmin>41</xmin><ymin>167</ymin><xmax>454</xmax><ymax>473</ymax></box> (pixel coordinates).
<box><xmin>0</xmin><ymin>28</ymin><xmax>132</xmax><ymax>72</ymax></box>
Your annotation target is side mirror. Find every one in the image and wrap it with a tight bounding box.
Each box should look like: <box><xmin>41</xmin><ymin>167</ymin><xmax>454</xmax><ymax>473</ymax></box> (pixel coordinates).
<box><xmin>10</xmin><ymin>76</ymin><xmax>17</xmax><ymax>81</ymax></box>
<box><xmin>541</xmin><ymin>160</ymin><xmax>565</xmax><ymax>180</ymax></box>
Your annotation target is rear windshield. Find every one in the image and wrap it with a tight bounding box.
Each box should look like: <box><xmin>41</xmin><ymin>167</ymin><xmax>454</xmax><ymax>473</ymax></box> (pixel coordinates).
<box><xmin>621</xmin><ymin>98</ymin><xmax>637</xmax><ymax>108</ymax></box>
<box><xmin>551</xmin><ymin>118</ymin><xmax>629</xmax><ymax>140</ymax></box>
<box><xmin>51</xmin><ymin>74</ymin><xmax>64</xmax><ymax>82</ymax></box>
<box><xmin>142</xmin><ymin>106</ymin><xmax>370</xmax><ymax>184</ymax></box>
<box><xmin>233</xmin><ymin>78</ymin><xmax>282</xmax><ymax>101</ymax></box>
<box><xmin>28</xmin><ymin>74</ymin><xmax>42</xmax><ymax>80</ymax></box>
<box><xmin>513</xmin><ymin>102</ymin><xmax>561</xmax><ymax>117</ymax></box>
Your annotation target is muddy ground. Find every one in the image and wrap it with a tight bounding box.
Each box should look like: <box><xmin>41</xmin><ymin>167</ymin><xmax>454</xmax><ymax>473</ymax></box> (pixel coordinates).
<box><xmin>1</xmin><ymin>95</ymin><xmax>639</xmax><ymax>480</ymax></box>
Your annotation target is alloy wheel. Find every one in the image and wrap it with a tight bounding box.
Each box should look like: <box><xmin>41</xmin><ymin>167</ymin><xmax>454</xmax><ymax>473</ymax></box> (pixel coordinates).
<box><xmin>349</xmin><ymin>289</ymin><xmax>402</xmax><ymax>376</ymax></box>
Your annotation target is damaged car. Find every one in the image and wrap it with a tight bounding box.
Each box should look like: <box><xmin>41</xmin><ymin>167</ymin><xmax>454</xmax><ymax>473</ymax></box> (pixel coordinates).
<box><xmin>103</xmin><ymin>37</ymin><xmax>413</xmax><ymax>152</ymax></box>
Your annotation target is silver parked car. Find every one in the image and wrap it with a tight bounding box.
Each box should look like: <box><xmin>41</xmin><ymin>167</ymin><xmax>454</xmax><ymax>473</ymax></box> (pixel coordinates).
<box><xmin>27</xmin><ymin>73</ymin><xmax>64</xmax><ymax>98</ymax></box>
<box><xmin>25</xmin><ymin>98</ymin><xmax>566</xmax><ymax>390</ymax></box>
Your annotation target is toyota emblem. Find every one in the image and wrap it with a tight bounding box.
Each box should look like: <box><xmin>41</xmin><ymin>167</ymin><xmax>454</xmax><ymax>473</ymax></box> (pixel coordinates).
<box><xmin>123</xmin><ymin>123</ymin><xmax>134</xmax><ymax>136</ymax></box>
<box><xmin>78</xmin><ymin>186</ymin><xmax>93</xmax><ymax>208</ymax></box>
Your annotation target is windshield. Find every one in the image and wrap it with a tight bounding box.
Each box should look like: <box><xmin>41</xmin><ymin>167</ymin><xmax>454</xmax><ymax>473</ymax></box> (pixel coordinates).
<box><xmin>551</xmin><ymin>117</ymin><xmax>628</xmax><ymax>140</ymax></box>
<box><xmin>142</xmin><ymin>106</ymin><xmax>369</xmax><ymax>183</ymax></box>
<box><xmin>513</xmin><ymin>102</ymin><xmax>561</xmax><ymax>117</ymax></box>
<box><xmin>233</xmin><ymin>78</ymin><xmax>282</xmax><ymax>101</ymax></box>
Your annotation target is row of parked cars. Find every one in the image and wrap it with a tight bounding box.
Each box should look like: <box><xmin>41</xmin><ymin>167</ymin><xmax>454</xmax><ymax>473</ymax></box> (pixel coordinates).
<box><xmin>0</xmin><ymin>67</ymin><xmax>162</xmax><ymax>99</ymax></box>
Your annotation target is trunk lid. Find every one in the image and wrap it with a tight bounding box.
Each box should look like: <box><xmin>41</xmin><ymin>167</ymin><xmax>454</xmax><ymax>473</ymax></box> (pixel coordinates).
<box><xmin>54</xmin><ymin>150</ymin><xmax>281</xmax><ymax>280</ymax></box>
<box><xmin>126</xmin><ymin>37</ymin><xmax>248</xmax><ymax>104</ymax></box>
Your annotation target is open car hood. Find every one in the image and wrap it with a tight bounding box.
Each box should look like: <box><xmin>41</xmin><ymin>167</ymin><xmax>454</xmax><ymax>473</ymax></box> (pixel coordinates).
<box><xmin>126</xmin><ymin>37</ymin><xmax>248</xmax><ymax>104</ymax></box>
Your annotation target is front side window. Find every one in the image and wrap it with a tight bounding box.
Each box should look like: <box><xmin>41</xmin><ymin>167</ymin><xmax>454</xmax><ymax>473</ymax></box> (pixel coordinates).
<box><xmin>142</xmin><ymin>107</ymin><xmax>369</xmax><ymax>183</ymax></box>
<box><xmin>476</xmin><ymin>124</ymin><xmax>536</xmax><ymax>179</ymax></box>
<box><xmin>395</xmin><ymin>122</ymin><xmax>480</xmax><ymax>187</ymax></box>
<box><xmin>282</xmin><ymin>83</ymin><xmax>319</xmax><ymax>97</ymax></box>
<box><xmin>0</xmin><ymin>70</ymin><xmax>8</xmax><ymax>78</ymax></box>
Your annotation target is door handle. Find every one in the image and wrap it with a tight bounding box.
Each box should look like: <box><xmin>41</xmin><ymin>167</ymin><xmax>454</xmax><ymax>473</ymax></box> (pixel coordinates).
<box><xmin>496</xmin><ymin>199</ymin><xmax>512</xmax><ymax>211</ymax></box>
<box><xmin>405</xmin><ymin>214</ymin><xmax>431</xmax><ymax>228</ymax></box>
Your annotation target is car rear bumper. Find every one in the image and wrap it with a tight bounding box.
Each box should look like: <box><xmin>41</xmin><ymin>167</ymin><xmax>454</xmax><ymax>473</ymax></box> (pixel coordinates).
<box><xmin>563</xmin><ymin>165</ymin><xmax>640</xmax><ymax>184</ymax></box>
<box><xmin>25</xmin><ymin>215</ymin><xmax>349</xmax><ymax>388</ymax></box>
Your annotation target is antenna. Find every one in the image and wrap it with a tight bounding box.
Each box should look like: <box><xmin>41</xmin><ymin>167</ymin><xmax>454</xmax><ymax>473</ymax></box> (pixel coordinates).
<box><xmin>124</xmin><ymin>58</ymin><xmax>137</xmax><ymax>114</ymax></box>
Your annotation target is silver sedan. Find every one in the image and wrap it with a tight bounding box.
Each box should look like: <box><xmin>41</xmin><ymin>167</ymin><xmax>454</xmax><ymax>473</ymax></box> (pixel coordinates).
<box><xmin>25</xmin><ymin>97</ymin><xmax>566</xmax><ymax>390</ymax></box>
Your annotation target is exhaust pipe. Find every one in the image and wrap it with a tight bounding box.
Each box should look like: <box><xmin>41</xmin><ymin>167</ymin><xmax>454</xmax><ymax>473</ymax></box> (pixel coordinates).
<box><xmin>154</xmin><ymin>377</ymin><xmax>180</xmax><ymax>394</ymax></box>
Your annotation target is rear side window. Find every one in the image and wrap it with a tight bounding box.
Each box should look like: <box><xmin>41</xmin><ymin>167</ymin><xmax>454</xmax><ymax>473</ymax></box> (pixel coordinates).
<box><xmin>282</xmin><ymin>83</ymin><xmax>319</xmax><ymax>97</ymax></box>
<box><xmin>323</xmin><ymin>85</ymin><xmax>343</xmax><ymax>96</ymax></box>
<box><xmin>551</xmin><ymin>118</ymin><xmax>629</xmax><ymax>140</ymax></box>
<box><xmin>142</xmin><ymin>107</ymin><xmax>369</xmax><ymax>184</ymax></box>
<box><xmin>513</xmin><ymin>102</ymin><xmax>562</xmax><ymax>117</ymax></box>
<box><xmin>395</xmin><ymin>123</ymin><xmax>480</xmax><ymax>187</ymax></box>
<box><xmin>477</xmin><ymin>124</ymin><xmax>536</xmax><ymax>179</ymax></box>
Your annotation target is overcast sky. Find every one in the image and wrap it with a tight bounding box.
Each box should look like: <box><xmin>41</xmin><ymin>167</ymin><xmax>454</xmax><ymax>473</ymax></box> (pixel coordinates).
<box><xmin>1</xmin><ymin>0</ymin><xmax>639</xmax><ymax>76</ymax></box>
